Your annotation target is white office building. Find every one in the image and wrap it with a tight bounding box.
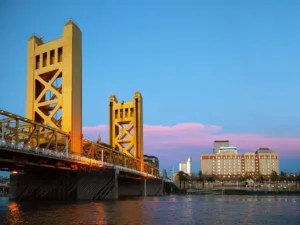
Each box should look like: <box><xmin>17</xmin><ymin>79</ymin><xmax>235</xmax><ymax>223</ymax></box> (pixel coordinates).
<box><xmin>179</xmin><ymin>157</ymin><xmax>192</xmax><ymax>175</ymax></box>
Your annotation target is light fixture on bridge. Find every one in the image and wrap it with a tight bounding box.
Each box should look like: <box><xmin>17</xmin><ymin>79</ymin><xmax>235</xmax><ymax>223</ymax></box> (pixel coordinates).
<box><xmin>0</xmin><ymin>140</ymin><xmax>6</xmax><ymax>146</ymax></box>
<box><xmin>11</xmin><ymin>171</ymin><xmax>18</xmax><ymax>174</ymax></box>
<box><xmin>10</xmin><ymin>142</ymin><xmax>16</xmax><ymax>148</ymax></box>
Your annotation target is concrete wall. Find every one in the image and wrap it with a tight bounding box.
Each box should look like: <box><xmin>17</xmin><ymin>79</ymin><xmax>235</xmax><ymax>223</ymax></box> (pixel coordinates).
<box><xmin>118</xmin><ymin>177</ymin><xmax>163</xmax><ymax>197</ymax></box>
<box><xmin>9</xmin><ymin>168</ymin><xmax>118</xmax><ymax>200</ymax></box>
<box><xmin>9</xmin><ymin>168</ymin><xmax>164</xmax><ymax>200</ymax></box>
<box><xmin>76</xmin><ymin>169</ymin><xmax>118</xmax><ymax>200</ymax></box>
<box><xmin>10</xmin><ymin>170</ymin><xmax>78</xmax><ymax>200</ymax></box>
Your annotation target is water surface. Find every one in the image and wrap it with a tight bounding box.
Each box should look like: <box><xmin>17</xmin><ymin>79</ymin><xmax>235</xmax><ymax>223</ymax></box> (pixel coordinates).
<box><xmin>0</xmin><ymin>195</ymin><xmax>299</xmax><ymax>224</ymax></box>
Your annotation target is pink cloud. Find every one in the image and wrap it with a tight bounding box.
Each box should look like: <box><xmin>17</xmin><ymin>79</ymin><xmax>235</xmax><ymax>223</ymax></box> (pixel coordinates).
<box><xmin>143</xmin><ymin>123</ymin><xmax>222</xmax><ymax>137</ymax></box>
<box><xmin>83</xmin><ymin>124</ymin><xmax>108</xmax><ymax>133</ymax></box>
<box><xmin>82</xmin><ymin>123</ymin><xmax>300</xmax><ymax>157</ymax></box>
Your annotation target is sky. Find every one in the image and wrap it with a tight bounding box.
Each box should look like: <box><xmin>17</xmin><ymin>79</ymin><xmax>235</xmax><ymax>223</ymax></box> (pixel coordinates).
<box><xmin>0</xmin><ymin>0</ymin><xmax>300</xmax><ymax>175</ymax></box>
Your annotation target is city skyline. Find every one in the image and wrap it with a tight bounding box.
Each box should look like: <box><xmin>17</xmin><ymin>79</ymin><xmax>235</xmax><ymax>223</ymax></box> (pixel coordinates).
<box><xmin>1</xmin><ymin>1</ymin><xmax>300</xmax><ymax>174</ymax></box>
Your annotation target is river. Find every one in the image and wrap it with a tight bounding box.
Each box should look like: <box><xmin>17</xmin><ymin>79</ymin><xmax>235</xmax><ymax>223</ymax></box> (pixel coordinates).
<box><xmin>0</xmin><ymin>195</ymin><xmax>299</xmax><ymax>224</ymax></box>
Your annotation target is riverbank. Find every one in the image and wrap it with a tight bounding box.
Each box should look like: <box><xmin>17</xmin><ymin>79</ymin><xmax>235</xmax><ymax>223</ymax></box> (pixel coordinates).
<box><xmin>190</xmin><ymin>188</ymin><xmax>300</xmax><ymax>196</ymax></box>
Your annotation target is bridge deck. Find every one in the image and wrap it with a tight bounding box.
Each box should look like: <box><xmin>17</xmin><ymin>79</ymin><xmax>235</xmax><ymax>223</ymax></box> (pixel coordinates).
<box><xmin>0</xmin><ymin>109</ymin><xmax>158</xmax><ymax>178</ymax></box>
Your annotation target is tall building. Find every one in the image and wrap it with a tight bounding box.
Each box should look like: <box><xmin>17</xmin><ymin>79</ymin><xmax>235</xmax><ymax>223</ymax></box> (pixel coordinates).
<box><xmin>201</xmin><ymin>144</ymin><xmax>279</xmax><ymax>178</ymax></box>
<box><xmin>179</xmin><ymin>160</ymin><xmax>187</xmax><ymax>173</ymax></box>
<box><xmin>255</xmin><ymin>148</ymin><xmax>279</xmax><ymax>176</ymax></box>
<box><xmin>214</xmin><ymin>140</ymin><xmax>229</xmax><ymax>154</ymax></box>
<box><xmin>187</xmin><ymin>157</ymin><xmax>192</xmax><ymax>175</ymax></box>
<box><xmin>179</xmin><ymin>157</ymin><xmax>192</xmax><ymax>175</ymax></box>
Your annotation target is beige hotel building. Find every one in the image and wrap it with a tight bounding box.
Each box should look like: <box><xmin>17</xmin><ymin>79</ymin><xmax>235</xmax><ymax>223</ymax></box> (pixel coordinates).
<box><xmin>200</xmin><ymin>140</ymin><xmax>279</xmax><ymax>178</ymax></box>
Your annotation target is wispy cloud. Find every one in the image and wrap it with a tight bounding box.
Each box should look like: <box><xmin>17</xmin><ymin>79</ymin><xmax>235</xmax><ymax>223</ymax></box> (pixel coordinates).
<box><xmin>82</xmin><ymin>123</ymin><xmax>300</xmax><ymax>157</ymax></box>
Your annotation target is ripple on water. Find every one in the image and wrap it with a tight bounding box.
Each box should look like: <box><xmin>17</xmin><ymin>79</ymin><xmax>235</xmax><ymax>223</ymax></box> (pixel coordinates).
<box><xmin>0</xmin><ymin>195</ymin><xmax>300</xmax><ymax>225</ymax></box>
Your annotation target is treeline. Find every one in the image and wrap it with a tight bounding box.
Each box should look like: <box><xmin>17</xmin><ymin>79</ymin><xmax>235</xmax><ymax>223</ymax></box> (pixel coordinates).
<box><xmin>176</xmin><ymin>170</ymin><xmax>300</xmax><ymax>184</ymax></box>
<box><xmin>0</xmin><ymin>176</ymin><xmax>9</xmax><ymax>183</ymax></box>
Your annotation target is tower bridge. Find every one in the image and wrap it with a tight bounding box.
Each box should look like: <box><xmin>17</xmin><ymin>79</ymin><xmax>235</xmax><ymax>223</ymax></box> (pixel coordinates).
<box><xmin>0</xmin><ymin>20</ymin><xmax>168</xmax><ymax>200</ymax></box>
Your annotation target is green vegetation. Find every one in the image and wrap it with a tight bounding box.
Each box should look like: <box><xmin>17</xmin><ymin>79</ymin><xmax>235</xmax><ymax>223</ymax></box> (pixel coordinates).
<box><xmin>0</xmin><ymin>176</ymin><xmax>9</xmax><ymax>184</ymax></box>
<box><xmin>164</xmin><ymin>182</ymin><xmax>180</xmax><ymax>194</ymax></box>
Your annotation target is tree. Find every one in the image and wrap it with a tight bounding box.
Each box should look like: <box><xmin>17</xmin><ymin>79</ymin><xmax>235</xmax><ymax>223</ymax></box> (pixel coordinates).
<box><xmin>260</xmin><ymin>175</ymin><xmax>264</xmax><ymax>182</ymax></box>
<box><xmin>198</xmin><ymin>170</ymin><xmax>202</xmax><ymax>177</ymax></box>
<box><xmin>198</xmin><ymin>170</ymin><xmax>203</xmax><ymax>181</ymax></box>
<box><xmin>280</xmin><ymin>171</ymin><xmax>287</xmax><ymax>181</ymax></box>
<box><xmin>177</xmin><ymin>171</ymin><xmax>187</xmax><ymax>190</ymax></box>
<box><xmin>271</xmin><ymin>170</ymin><xmax>278</xmax><ymax>181</ymax></box>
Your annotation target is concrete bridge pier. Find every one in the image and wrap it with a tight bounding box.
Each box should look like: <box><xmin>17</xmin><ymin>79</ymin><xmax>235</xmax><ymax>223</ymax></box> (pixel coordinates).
<box><xmin>9</xmin><ymin>168</ymin><xmax>118</xmax><ymax>201</ymax></box>
<box><xmin>9</xmin><ymin>169</ymin><xmax>164</xmax><ymax>200</ymax></box>
<box><xmin>76</xmin><ymin>169</ymin><xmax>118</xmax><ymax>200</ymax></box>
<box><xmin>118</xmin><ymin>176</ymin><xmax>164</xmax><ymax>197</ymax></box>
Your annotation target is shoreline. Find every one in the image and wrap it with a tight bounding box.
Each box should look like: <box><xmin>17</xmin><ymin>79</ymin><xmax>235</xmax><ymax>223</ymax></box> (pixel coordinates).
<box><xmin>186</xmin><ymin>188</ymin><xmax>300</xmax><ymax>196</ymax></box>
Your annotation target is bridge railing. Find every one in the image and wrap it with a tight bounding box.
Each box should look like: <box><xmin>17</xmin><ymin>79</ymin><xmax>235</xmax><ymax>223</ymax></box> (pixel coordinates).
<box><xmin>0</xmin><ymin>110</ymin><xmax>159</xmax><ymax>177</ymax></box>
<box><xmin>0</xmin><ymin>109</ymin><xmax>70</xmax><ymax>153</ymax></box>
<box><xmin>82</xmin><ymin>139</ymin><xmax>159</xmax><ymax>177</ymax></box>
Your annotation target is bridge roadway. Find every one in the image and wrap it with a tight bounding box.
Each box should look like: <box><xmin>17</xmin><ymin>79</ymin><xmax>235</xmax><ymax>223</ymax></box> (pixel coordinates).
<box><xmin>0</xmin><ymin>109</ymin><xmax>167</xmax><ymax>200</ymax></box>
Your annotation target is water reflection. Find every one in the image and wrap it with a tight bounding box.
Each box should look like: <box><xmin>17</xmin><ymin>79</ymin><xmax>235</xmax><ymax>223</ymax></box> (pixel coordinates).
<box><xmin>0</xmin><ymin>196</ymin><xmax>299</xmax><ymax>225</ymax></box>
<box><xmin>6</xmin><ymin>202</ymin><xmax>23</xmax><ymax>225</ymax></box>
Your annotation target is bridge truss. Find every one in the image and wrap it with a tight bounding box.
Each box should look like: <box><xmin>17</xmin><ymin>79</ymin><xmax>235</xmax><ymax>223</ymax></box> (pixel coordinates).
<box><xmin>0</xmin><ymin>110</ymin><xmax>158</xmax><ymax>177</ymax></box>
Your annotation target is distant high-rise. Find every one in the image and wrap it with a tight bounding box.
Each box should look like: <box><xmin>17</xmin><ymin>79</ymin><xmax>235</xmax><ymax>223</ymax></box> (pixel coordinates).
<box><xmin>179</xmin><ymin>157</ymin><xmax>192</xmax><ymax>175</ymax></box>
<box><xmin>187</xmin><ymin>157</ymin><xmax>192</xmax><ymax>175</ymax></box>
<box><xmin>214</xmin><ymin>140</ymin><xmax>229</xmax><ymax>154</ymax></box>
<box><xmin>179</xmin><ymin>160</ymin><xmax>187</xmax><ymax>173</ymax></box>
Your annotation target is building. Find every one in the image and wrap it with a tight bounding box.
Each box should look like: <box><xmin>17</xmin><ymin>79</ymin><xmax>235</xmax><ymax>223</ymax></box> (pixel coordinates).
<box><xmin>201</xmin><ymin>144</ymin><xmax>279</xmax><ymax>178</ymax></box>
<box><xmin>179</xmin><ymin>160</ymin><xmax>187</xmax><ymax>173</ymax></box>
<box><xmin>179</xmin><ymin>157</ymin><xmax>192</xmax><ymax>175</ymax></box>
<box><xmin>144</xmin><ymin>155</ymin><xmax>159</xmax><ymax>168</ymax></box>
<box><xmin>219</xmin><ymin>146</ymin><xmax>237</xmax><ymax>154</ymax></box>
<box><xmin>214</xmin><ymin>140</ymin><xmax>229</xmax><ymax>154</ymax></box>
<box><xmin>187</xmin><ymin>157</ymin><xmax>192</xmax><ymax>175</ymax></box>
<box><xmin>255</xmin><ymin>148</ymin><xmax>279</xmax><ymax>176</ymax></box>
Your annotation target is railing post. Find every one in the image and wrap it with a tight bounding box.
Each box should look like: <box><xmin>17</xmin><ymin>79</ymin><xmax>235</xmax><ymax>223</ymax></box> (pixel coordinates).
<box><xmin>1</xmin><ymin>120</ymin><xmax>4</xmax><ymax>143</ymax></box>
<box><xmin>66</xmin><ymin>137</ymin><xmax>69</xmax><ymax>156</ymax></box>
<box><xmin>15</xmin><ymin>119</ymin><xmax>19</xmax><ymax>145</ymax></box>
<box><xmin>36</xmin><ymin>125</ymin><xmax>40</xmax><ymax>148</ymax></box>
<box><xmin>54</xmin><ymin>131</ymin><xmax>57</xmax><ymax>151</ymax></box>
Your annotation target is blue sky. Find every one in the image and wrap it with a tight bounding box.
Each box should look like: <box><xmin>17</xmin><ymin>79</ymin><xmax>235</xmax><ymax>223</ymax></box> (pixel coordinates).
<box><xmin>0</xmin><ymin>0</ymin><xmax>300</xmax><ymax>175</ymax></box>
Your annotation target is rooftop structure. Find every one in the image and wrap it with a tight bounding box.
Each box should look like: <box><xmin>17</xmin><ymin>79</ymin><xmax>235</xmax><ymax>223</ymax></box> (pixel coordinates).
<box><xmin>255</xmin><ymin>148</ymin><xmax>274</xmax><ymax>154</ymax></box>
<box><xmin>219</xmin><ymin>146</ymin><xmax>237</xmax><ymax>154</ymax></box>
<box><xmin>214</xmin><ymin>140</ymin><xmax>229</xmax><ymax>154</ymax></box>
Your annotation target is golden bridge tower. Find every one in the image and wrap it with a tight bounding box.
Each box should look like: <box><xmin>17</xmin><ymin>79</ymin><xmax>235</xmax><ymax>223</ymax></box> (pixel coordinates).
<box><xmin>109</xmin><ymin>92</ymin><xmax>144</xmax><ymax>171</ymax></box>
<box><xmin>25</xmin><ymin>20</ymin><xmax>82</xmax><ymax>154</ymax></box>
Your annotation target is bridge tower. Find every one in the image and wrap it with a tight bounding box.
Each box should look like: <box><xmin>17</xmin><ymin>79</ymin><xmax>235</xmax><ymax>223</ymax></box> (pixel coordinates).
<box><xmin>25</xmin><ymin>20</ymin><xmax>82</xmax><ymax>154</ymax></box>
<box><xmin>109</xmin><ymin>92</ymin><xmax>144</xmax><ymax>171</ymax></box>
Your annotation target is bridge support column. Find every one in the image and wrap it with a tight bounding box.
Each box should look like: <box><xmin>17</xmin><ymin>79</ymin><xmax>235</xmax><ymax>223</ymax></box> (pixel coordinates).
<box><xmin>9</xmin><ymin>168</ymin><xmax>118</xmax><ymax>201</ymax></box>
<box><xmin>118</xmin><ymin>177</ymin><xmax>164</xmax><ymax>197</ymax></box>
<box><xmin>144</xmin><ymin>179</ymin><xmax>147</xmax><ymax>197</ymax></box>
<box><xmin>9</xmin><ymin>170</ymin><xmax>78</xmax><ymax>200</ymax></box>
<box><xmin>76</xmin><ymin>169</ymin><xmax>118</xmax><ymax>200</ymax></box>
